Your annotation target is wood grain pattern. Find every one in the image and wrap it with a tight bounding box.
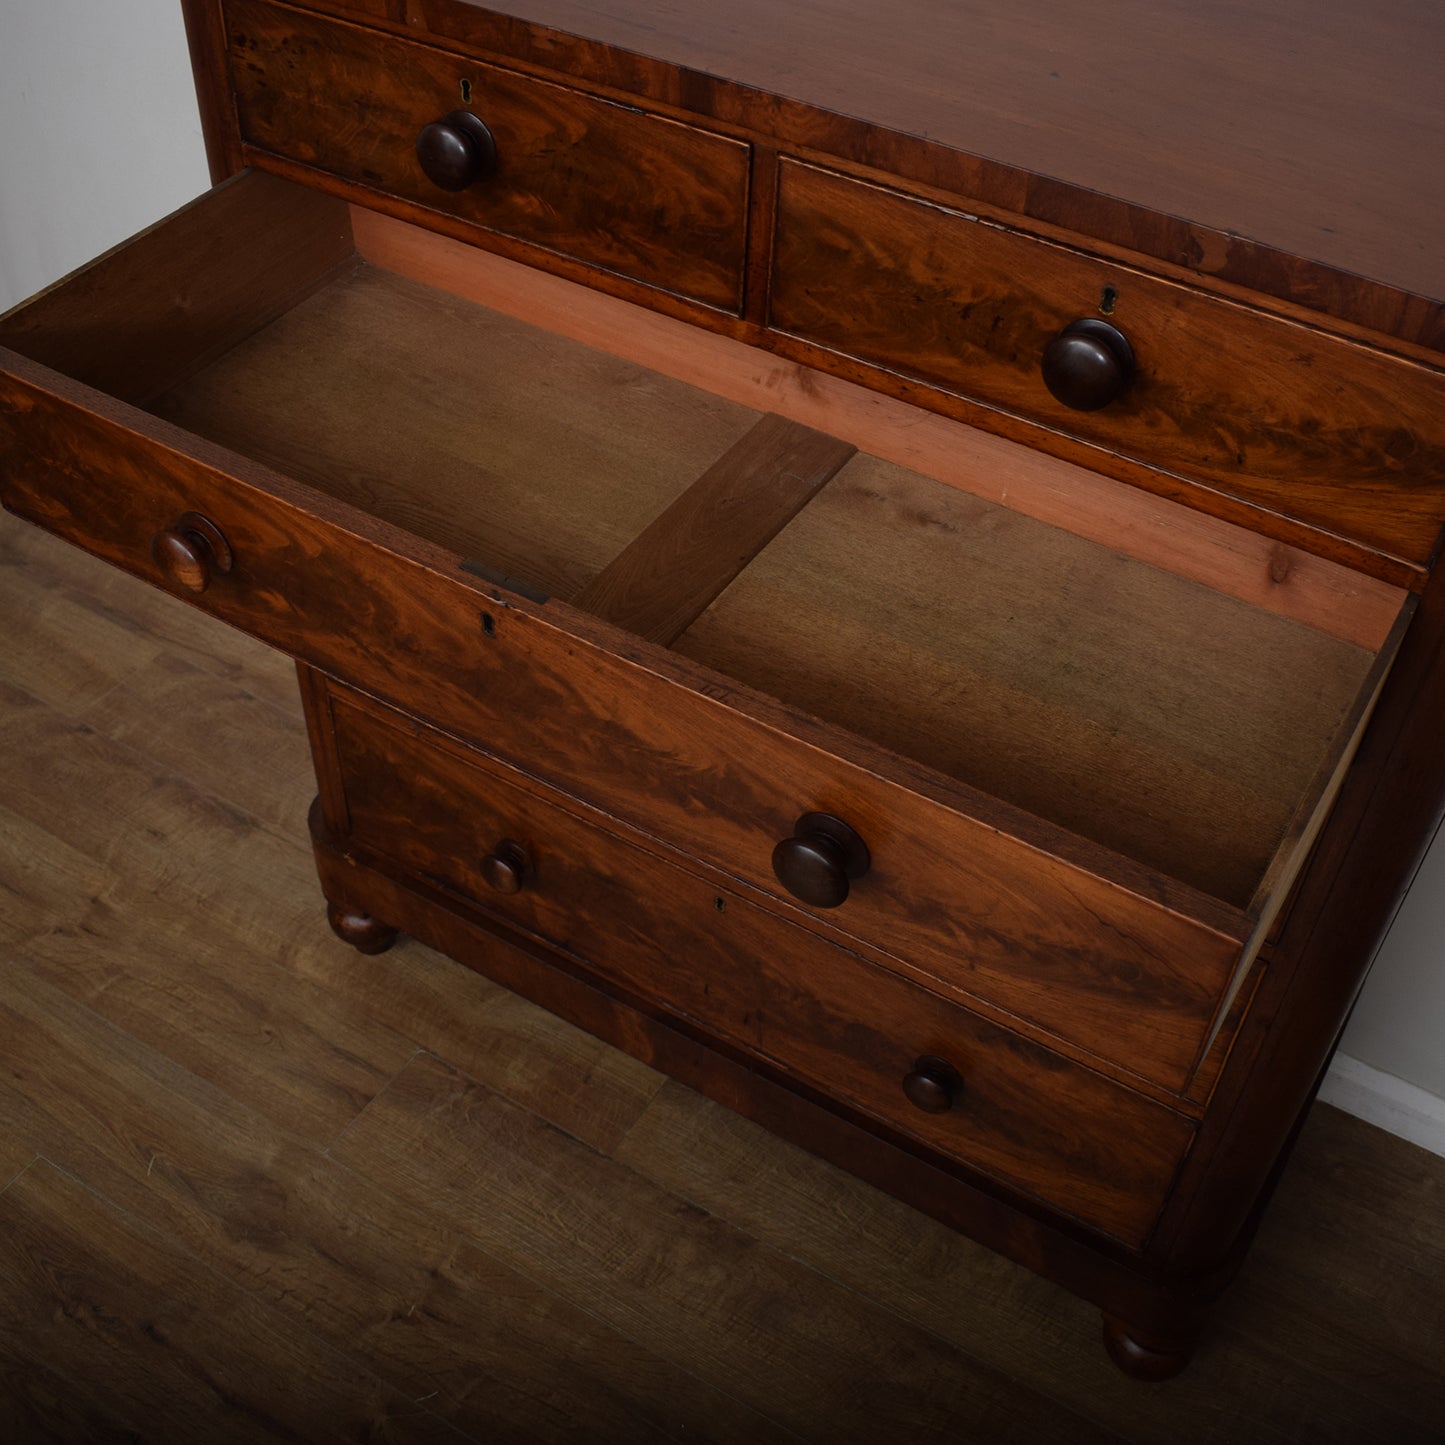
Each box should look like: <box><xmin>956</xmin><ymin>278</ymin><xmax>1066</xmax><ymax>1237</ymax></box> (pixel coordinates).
<box><xmin>0</xmin><ymin>351</ymin><xmax>1257</xmax><ymax>1098</ymax></box>
<box><xmin>0</xmin><ymin>1160</ymin><xmax>465</xmax><ymax>1442</ymax></box>
<box><xmin>575</xmin><ymin>413</ymin><xmax>856</xmax><ymax>643</ymax></box>
<box><xmin>770</xmin><ymin>161</ymin><xmax>1445</xmax><ymax>566</ymax></box>
<box><xmin>677</xmin><ymin>451</ymin><xmax>1383</xmax><ymax>909</ymax></box>
<box><xmin>226</xmin><ymin>0</ymin><xmax>751</xmax><ymax>310</ymax></box>
<box><xmin>4</xmin><ymin>0</ymin><xmax>1444</xmax><ymax>1389</ymax></box>
<box><xmin>0</xmin><ymin>170</ymin><xmax>352</xmax><ymax>405</ymax></box>
<box><xmin>341</xmin><ymin>0</ymin><xmax>1445</xmax><ymax>348</ymax></box>
<box><xmin>352</xmin><ymin>205</ymin><xmax>1408</xmax><ymax>648</ymax></box>
<box><xmin>148</xmin><ymin>264</ymin><xmax>760</xmax><ymax>603</ymax></box>
<box><xmin>0</xmin><ymin>974</ymin><xmax>766</xmax><ymax>1444</ymax></box>
<box><xmin>328</xmin><ymin>684</ymin><xmax>1194</xmax><ymax>1242</ymax></box>
<box><xmin>331</xmin><ymin>1051</ymin><xmax>1125</xmax><ymax>1443</ymax></box>
<box><xmin>615</xmin><ymin>1083</ymin><xmax>1445</xmax><ymax>1444</ymax></box>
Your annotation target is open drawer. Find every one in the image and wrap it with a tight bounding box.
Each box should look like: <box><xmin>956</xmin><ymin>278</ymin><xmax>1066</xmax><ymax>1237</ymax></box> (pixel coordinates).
<box><xmin>0</xmin><ymin>171</ymin><xmax>1413</xmax><ymax>1098</ymax></box>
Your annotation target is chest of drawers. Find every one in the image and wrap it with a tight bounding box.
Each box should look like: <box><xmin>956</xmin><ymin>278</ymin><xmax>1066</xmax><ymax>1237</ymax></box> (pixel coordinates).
<box><xmin>3</xmin><ymin>0</ymin><xmax>1442</xmax><ymax>1378</ymax></box>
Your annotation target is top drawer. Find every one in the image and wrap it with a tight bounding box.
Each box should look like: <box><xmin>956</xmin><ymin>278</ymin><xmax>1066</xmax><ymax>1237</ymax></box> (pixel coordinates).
<box><xmin>770</xmin><ymin>160</ymin><xmax>1445</xmax><ymax>566</ymax></box>
<box><xmin>225</xmin><ymin>0</ymin><xmax>750</xmax><ymax>311</ymax></box>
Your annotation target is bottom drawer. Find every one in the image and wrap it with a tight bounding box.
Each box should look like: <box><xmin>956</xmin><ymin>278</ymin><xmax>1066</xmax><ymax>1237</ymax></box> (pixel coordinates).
<box><xmin>326</xmin><ymin>684</ymin><xmax>1195</xmax><ymax>1246</ymax></box>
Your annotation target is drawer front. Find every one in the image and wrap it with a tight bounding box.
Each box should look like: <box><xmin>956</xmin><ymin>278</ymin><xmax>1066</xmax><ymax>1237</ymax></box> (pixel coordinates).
<box><xmin>0</xmin><ymin>349</ymin><xmax>1240</xmax><ymax>1100</ymax></box>
<box><xmin>226</xmin><ymin>0</ymin><xmax>750</xmax><ymax>311</ymax></box>
<box><xmin>0</xmin><ymin>176</ymin><xmax>1239</xmax><ymax>1100</ymax></box>
<box><xmin>770</xmin><ymin>159</ymin><xmax>1445</xmax><ymax>565</ymax></box>
<box><xmin>329</xmin><ymin>686</ymin><xmax>1195</xmax><ymax>1247</ymax></box>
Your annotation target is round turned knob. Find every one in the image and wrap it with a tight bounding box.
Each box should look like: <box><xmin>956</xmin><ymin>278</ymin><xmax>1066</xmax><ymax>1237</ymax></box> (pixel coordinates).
<box><xmin>902</xmin><ymin>1056</ymin><xmax>963</xmax><ymax>1114</ymax></box>
<box><xmin>1041</xmin><ymin>318</ymin><xmax>1136</xmax><ymax>411</ymax></box>
<box><xmin>416</xmin><ymin>109</ymin><xmax>498</xmax><ymax>191</ymax></box>
<box><xmin>150</xmin><ymin>511</ymin><xmax>233</xmax><ymax>594</ymax></box>
<box><xmin>481</xmin><ymin>839</ymin><xmax>532</xmax><ymax>894</ymax></box>
<box><xmin>771</xmin><ymin>811</ymin><xmax>870</xmax><ymax>909</ymax></box>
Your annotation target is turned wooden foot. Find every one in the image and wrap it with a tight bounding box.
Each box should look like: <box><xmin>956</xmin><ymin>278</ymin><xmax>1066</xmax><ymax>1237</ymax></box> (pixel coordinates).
<box><xmin>1101</xmin><ymin>1313</ymin><xmax>1197</xmax><ymax>1380</ymax></box>
<box><xmin>326</xmin><ymin>902</ymin><xmax>399</xmax><ymax>955</ymax></box>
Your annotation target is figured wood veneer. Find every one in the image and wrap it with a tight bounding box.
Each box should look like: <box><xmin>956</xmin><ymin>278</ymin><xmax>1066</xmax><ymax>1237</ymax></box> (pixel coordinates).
<box><xmin>328</xmin><ymin>685</ymin><xmax>1197</xmax><ymax>1245</ymax></box>
<box><xmin>336</xmin><ymin>0</ymin><xmax>1444</xmax><ymax>344</ymax></box>
<box><xmin>226</xmin><ymin>0</ymin><xmax>751</xmax><ymax>311</ymax></box>
<box><xmin>770</xmin><ymin>161</ymin><xmax>1445</xmax><ymax>567</ymax></box>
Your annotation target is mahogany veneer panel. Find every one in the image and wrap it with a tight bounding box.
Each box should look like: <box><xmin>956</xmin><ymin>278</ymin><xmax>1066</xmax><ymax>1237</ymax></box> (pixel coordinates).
<box><xmin>373</xmin><ymin>0</ymin><xmax>1445</xmax><ymax>328</ymax></box>
<box><xmin>770</xmin><ymin>161</ymin><xmax>1445</xmax><ymax>566</ymax></box>
<box><xmin>227</xmin><ymin>0</ymin><xmax>751</xmax><ymax>310</ymax></box>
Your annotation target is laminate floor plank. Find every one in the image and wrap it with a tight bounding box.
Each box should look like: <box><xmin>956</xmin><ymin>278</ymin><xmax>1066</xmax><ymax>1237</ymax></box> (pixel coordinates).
<box><xmin>0</xmin><ymin>1142</ymin><xmax>35</xmax><ymax>1196</ymax></box>
<box><xmin>0</xmin><ymin>511</ymin><xmax>300</xmax><ymax>714</ymax></box>
<box><xmin>0</xmin><ymin>1159</ymin><xmax>469</xmax><ymax>1444</ymax></box>
<box><xmin>331</xmin><ymin>1051</ymin><xmax>1128</xmax><ymax>1445</ymax></box>
<box><xmin>19</xmin><ymin>906</ymin><xmax>416</xmax><ymax>1151</ymax></box>
<box><xmin>0</xmin><ymin>561</ymin><xmax>162</xmax><ymax>717</ymax></box>
<box><xmin>1220</xmin><ymin>1107</ymin><xmax>1445</xmax><ymax>1423</ymax></box>
<box><xmin>0</xmin><ymin>1352</ymin><xmax>150</xmax><ymax>1445</ymax></box>
<box><xmin>0</xmin><ymin>971</ymin><xmax>789</xmax><ymax>1445</ymax></box>
<box><xmin>293</xmin><ymin>936</ymin><xmax>665</xmax><ymax>1155</ymax></box>
<box><xmin>0</xmin><ymin>732</ymin><xmax>413</xmax><ymax>1148</ymax></box>
<box><xmin>78</xmin><ymin>649</ymin><xmax>315</xmax><ymax>837</ymax></box>
<box><xmin>0</xmin><ymin>796</ymin><xmax>112</xmax><ymax>947</ymax></box>
<box><xmin>613</xmin><ymin>1081</ymin><xmax>1445</xmax><ymax>1445</ymax></box>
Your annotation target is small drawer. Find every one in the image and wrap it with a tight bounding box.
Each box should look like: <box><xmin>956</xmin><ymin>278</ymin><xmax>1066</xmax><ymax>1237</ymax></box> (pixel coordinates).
<box><xmin>327</xmin><ymin>685</ymin><xmax>1196</xmax><ymax>1248</ymax></box>
<box><xmin>226</xmin><ymin>0</ymin><xmax>750</xmax><ymax>311</ymax></box>
<box><xmin>769</xmin><ymin>159</ymin><xmax>1445</xmax><ymax>565</ymax></box>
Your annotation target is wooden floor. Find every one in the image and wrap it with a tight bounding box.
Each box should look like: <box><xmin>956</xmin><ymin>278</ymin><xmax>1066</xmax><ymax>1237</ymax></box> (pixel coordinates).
<box><xmin>2</xmin><ymin>508</ymin><xmax>1444</xmax><ymax>1444</ymax></box>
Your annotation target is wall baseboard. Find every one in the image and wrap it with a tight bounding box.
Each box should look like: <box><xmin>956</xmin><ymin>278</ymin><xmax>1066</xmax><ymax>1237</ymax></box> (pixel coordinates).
<box><xmin>1321</xmin><ymin>1053</ymin><xmax>1445</xmax><ymax>1158</ymax></box>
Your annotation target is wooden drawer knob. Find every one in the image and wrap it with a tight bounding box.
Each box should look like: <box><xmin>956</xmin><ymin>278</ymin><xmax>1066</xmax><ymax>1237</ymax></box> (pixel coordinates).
<box><xmin>771</xmin><ymin>812</ymin><xmax>870</xmax><ymax>908</ymax></box>
<box><xmin>481</xmin><ymin>839</ymin><xmax>532</xmax><ymax>894</ymax></box>
<box><xmin>1041</xmin><ymin>318</ymin><xmax>1135</xmax><ymax>411</ymax></box>
<box><xmin>902</xmin><ymin>1056</ymin><xmax>964</xmax><ymax>1114</ymax></box>
<box><xmin>416</xmin><ymin>109</ymin><xmax>498</xmax><ymax>191</ymax></box>
<box><xmin>150</xmin><ymin>511</ymin><xmax>233</xmax><ymax>594</ymax></box>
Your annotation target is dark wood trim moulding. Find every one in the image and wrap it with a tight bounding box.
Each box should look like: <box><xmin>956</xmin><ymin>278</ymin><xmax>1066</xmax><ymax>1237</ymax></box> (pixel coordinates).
<box><xmin>183</xmin><ymin>0</ymin><xmax>246</xmax><ymax>180</ymax></box>
<box><xmin>1150</xmin><ymin>538</ymin><xmax>1445</xmax><ymax>1265</ymax></box>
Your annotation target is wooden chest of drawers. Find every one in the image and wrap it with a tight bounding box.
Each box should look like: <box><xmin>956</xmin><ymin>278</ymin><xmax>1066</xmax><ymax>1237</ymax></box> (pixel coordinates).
<box><xmin>2</xmin><ymin>0</ymin><xmax>1442</xmax><ymax>1377</ymax></box>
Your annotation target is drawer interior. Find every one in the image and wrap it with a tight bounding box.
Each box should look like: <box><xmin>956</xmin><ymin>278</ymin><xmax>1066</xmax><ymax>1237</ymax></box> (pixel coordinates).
<box><xmin>0</xmin><ymin>171</ymin><xmax>1410</xmax><ymax>923</ymax></box>
<box><xmin>149</xmin><ymin>262</ymin><xmax>760</xmax><ymax>603</ymax></box>
<box><xmin>673</xmin><ymin>452</ymin><xmax>1380</xmax><ymax>908</ymax></box>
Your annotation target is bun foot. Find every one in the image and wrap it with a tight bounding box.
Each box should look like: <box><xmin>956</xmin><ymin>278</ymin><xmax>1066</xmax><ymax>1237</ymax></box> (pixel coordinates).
<box><xmin>1102</xmin><ymin>1314</ymin><xmax>1196</xmax><ymax>1380</ymax></box>
<box><xmin>326</xmin><ymin>903</ymin><xmax>399</xmax><ymax>955</ymax></box>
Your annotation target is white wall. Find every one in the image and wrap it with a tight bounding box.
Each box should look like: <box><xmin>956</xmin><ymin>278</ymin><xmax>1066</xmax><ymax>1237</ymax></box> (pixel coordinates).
<box><xmin>2</xmin><ymin>0</ymin><xmax>1442</xmax><ymax>1153</ymax></box>
<box><xmin>0</xmin><ymin>0</ymin><xmax>210</xmax><ymax>305</ymax></box>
